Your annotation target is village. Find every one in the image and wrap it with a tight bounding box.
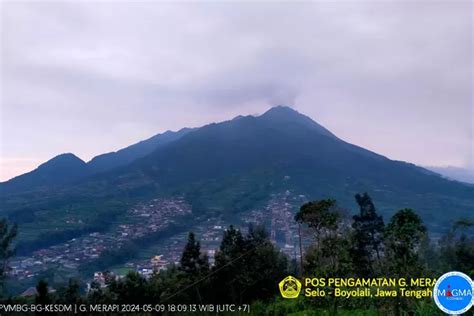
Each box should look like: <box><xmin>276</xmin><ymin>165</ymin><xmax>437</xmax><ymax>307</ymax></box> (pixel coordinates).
<box><xmin>10</xmin><ymin>197</ymin><xmax>192</xmax><ymax>282</ymax></box>
<box><xmin>10</xmin><ymin>191</ymin><xmax>305</xmax><ymax>295</ymax></box>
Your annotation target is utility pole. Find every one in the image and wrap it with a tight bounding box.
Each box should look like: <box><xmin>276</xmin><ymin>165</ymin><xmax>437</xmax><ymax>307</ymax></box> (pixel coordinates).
<box><xmin>298</xmin><ymin>223</ymin><xmax>304</xmax><ymax>275</ymax></box>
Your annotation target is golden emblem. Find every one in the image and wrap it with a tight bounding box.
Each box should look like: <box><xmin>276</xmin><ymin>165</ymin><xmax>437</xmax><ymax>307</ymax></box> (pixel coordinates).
<box><xmin>279</xmin><ymin>275</ymin><xmax>302</xmax><ymax>299</ymax></box>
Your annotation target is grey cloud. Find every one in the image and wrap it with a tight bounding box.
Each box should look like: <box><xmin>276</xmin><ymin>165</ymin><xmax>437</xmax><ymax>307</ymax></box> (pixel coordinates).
<box><xmin>0</xmin><ymin>1</ymin><xmax>472</xmax><ymax>181</ymax></box>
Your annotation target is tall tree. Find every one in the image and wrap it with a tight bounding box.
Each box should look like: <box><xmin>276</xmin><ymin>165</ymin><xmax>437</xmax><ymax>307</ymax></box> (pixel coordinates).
<box><xmin>303</xmin><ymin>228</ymin><xmax>354</xmax><ymax>316</ymax></box>
<box><xmin>351</xmin><ymin>193</ymin><xmax>385</xmax><ymax>277</ymax></box>
<box><xmin>295</xmin><ymin>199</ymin><xmax>339</xmax><ymax>246</ymax></box>
<box><xmin>212</xmin><ymin>225</ymin><xmax>287</xmax><ymax>304</ymax></box>
<box><xmin>0</xmin><ymin>218</ymin><xmax>17</xmax><ymax>296</ymax></box>
<box><xmin>172</xmin><ymin>232</ymin><xmax>210</xmax><ymax>304</ymax></box>
<box><xmin>243</xmin><ymin>225</ymin><xmax>288</xmax><ymax>301</ymax></box>
<box><xmin>439</xmin><ymin>220</ymin><xmax>474</xmax><ymax>275</ymax></box>
<box><xmin>35</xmin><ymin>279</ymin><xmax>52</xmax><ymax>308</ymax></box>
<box><xmin>179</xmin><ymin>232</ymin><xmax>209</xmax><ymax>276</ymax></box>
<box><xmin>56</xmin><ymin>279</ymin><xmax>82</xmax><ymax>305</ymax></box>
<box><xmin>118</xmin><ymin>272</ymin><xmax>149</xmax><ymax>304</ymax></box>
<box><xmin>296</xmin><ymin>200</ymin><xmax>351</xmax><ymax>314</ymax></box>
<box><xmin>384</xmin><ymin>209</ymin><xmax>426</xmax><ymax>276</ymax></box>
<box><xmin>212</xmin><ymin>226</ymin><xmax>246</xmax><ymax>303</ymax></box>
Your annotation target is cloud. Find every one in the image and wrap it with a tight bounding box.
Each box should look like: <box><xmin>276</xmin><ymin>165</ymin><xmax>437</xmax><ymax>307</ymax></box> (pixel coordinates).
<box><xmin>0</xmin><ymin>1</ymin><xmax>472</xmax><ymax>180</ymax></box>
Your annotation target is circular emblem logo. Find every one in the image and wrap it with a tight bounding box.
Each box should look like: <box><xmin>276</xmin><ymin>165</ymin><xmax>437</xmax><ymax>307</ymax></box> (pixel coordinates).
<box><xmin>279</xmin><ymin>275</ymin><xmax>302</xmax><ymax>299</ymax></box>
<box><xmin>433</xmin><ymin>271</ymin><xmax>474</xmax><ymax>315</ymax></box>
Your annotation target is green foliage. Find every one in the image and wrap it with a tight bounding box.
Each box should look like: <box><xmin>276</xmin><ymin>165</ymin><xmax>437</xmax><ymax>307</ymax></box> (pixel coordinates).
<box><xmin>179</xmin><ymin>232</ymin><xmax>209</xmax><ymax>276</ymax></box>
<box><xmin>55</xmin><ymin>279</ymin><xmax>82</xmax><ymax>305</ymax></box>
<box><xmin>4</xmin><ymin>106</ymin><xmax>474</xmax><ymax>262</ymax></box>
<box><xmin>0</xmin><ymin>218</ymin><xmax>17</xmax><ymax>297</ymax></box>
<box><xmin>295</xmin><ymin>198</ymin><xmax>354</xmax><ymax>284</ymax></box>
<box><xmin>174</xmin><ymin>232</ymin><xmax>211</xmax><ymax>304</ymax></box>
<box><xmin>381</xmin><ymin>209</ymin><xmax>428</xmax><ymax>315</ymax></box>
<box><xmin>305</xmin><ymin>234</ymin><xmax>353</xmax><ymax>278</ymax></box>
<box><xmin>212</xmin><ymin>225</ymin><xmax>288</xmax><ymax>304</ymax></box>
<box><xmin>385</xmin><ymin>209</ymin><xmax>426</xmax><ymax>249</ymax></box>
<box><xmin>384</xmin><ymin>209</ymin><xmax>426</xmax><ymax>276</ymax></box>
<box><xmin>1</xmin><ymin>196</ymin><xmax>473</xmax><ymax>315</ymax></box>
<box><xmin>35</xmin><ymin>279</ymin><xmax>52</xmax><ymax>314</ymax></box>
<box><xmin>295</xmin><ymin>199</ymin><xmax>339</xmax><ymax>240</ymax></box>
<box><xmin>438</xmin><ymin>220</ymin><xmax>474</xmax><ymax>276</ymax></box>
<box><xmin>351</xmin><ymin>193</ymin><xmax>385</xmax><ymax>277</ymax></box>
<box><xmin>106</xmin><ymin>272</ymin><xmax>150</xmax><ymax>304</ymax></box>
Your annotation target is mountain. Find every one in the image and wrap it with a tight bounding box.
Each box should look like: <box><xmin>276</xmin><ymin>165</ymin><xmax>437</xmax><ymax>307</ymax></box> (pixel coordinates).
<box><xmin>87</xmin><ymin>127</ymin><xmax>194</xmax><ymax>174</ymax></box>
<box><xmin>425</xmin><ymin>166</ymin><xmax>474</xmax><ymax>184</ymax></box>
<box><xmin>0</xmin><ymin>153</ymin><xmax>87</xmax><ymax>194</ymax></box>
<box><xmin>126</xmin><ymin>106</ymin><xmax>385</xmax><ymax>186</ymax></box>
<box><xmin>0</xmin><ymin>128</ymin><xmax>194</xmax><ymax>195</ymax></box>
<box><xmin>259</xmin><ymin>105</ymin><xmax>337</xmax><ymax>139</ymax></box>
<box><xmin>80</xmin><ymin>106</ymin><xmax>474</xmax><ymax>229</ymax></box>
<box><xmin>1</xmin><ymin>106</ymin><xmax>473</xmax><ymax>245</ymax></box>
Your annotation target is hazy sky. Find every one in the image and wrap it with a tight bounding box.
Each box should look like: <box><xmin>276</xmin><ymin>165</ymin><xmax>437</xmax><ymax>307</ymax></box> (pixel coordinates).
<box><xmin>1</xmin><ymin>1</ymin><xmax>472</xmax><ymax>181</ymax></box>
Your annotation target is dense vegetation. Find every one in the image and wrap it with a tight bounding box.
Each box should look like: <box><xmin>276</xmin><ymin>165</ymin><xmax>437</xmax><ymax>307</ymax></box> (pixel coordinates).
<box><xmin>2</xmin><ymin>106</ymin><xmax>474</xmax><ymax>257</ymax></box>
<box><xmin>1</xmin><ymin>193</ymin><xmax>473</xmax><ymax>315</ymax></box>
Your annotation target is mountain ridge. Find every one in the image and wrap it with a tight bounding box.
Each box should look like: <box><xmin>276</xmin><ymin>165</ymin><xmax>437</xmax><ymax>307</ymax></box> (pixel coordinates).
<box><xmin>0</xmin><ymin>153</ymin><xmax>87</xmax><ymax>194</ymax></box>
<box><xmin>1</xmin><ymin>105</ymin><xmax>473</xmax><ymax>235</ymax></box>
<box><xmin>86</xmin><ymin>127</ymin><xmax>195</xmax><ymax>174</ymax></box>
<box><xmin>66</xmin><ymin>106</ymin><xmax>474</xmax><ymax>228</ymax></box>
<box><xmin>0</xmin><ymin>128</ymin><xmax>195</xmax><ymax>194</ymax></box>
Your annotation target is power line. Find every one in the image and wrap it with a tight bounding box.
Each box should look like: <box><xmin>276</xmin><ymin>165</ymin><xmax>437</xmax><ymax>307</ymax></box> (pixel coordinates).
<box><xmin>162</xmin><ymin>240</ymin><xmax>267</xmax><ymax>302</ymax></box>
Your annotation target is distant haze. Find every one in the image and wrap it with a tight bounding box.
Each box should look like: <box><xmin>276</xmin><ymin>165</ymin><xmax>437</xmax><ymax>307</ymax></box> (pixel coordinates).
<box><xmin>1</xmin><ymin>1</ymin><xmax>472</xmax><ymax>181</ymax></box>
<box><xmin>425</xmin><ymin>166</ymin><xmax>474</xmax><ymax>185</ymax></box>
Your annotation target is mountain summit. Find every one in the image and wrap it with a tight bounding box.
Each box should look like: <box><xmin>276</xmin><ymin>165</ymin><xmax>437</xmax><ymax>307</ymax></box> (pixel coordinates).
<box><xmin>0</xmin><ymin>129</ymin><xmax>194</xmax><ymax>194</ymax></box>
<box><xmin>259</xmin><ymin>106</ymin><xmax>337</xmax><ymax>139</ymax></box>
<box><xmin>1</xmin><ymin>106</ymin><xmax>474</xmax><ymax>233</ymax></box>
<box><xmin>1</xmin><ymin>153</ymin><xmax>86</xmax><ymax>193</ymax></box>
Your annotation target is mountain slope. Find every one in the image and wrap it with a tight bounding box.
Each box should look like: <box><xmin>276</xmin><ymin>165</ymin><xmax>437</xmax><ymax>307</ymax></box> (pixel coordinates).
<box><xmin>0</xmin><ymin>153</ymin><xmax>87</xmax><ymax>194</ymax></box>
<box><xmin>88</xmin><ymin>106</ymin><xmax>473</xmax><ymax>229</ymax></box>
<box><xmin>0</xmin><ymin>128</ymin><xmax>194</xmax><ymax>195</ymax></box>
<box><xmin>1</xmin><ymin>106</ymin><xmax>473</xmax><ymax>237</ymax></box>
<box><xmin>87</xmin><ymin>127</ymin><xmax>194</xmax><ymax>174</ymax></box>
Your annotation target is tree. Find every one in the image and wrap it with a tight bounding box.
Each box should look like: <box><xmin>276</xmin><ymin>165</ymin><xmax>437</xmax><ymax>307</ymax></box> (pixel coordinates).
<box><xmin>35</xmin><ymin>279</ymin><xmax>52</xmax><ymax>314</ymax></box>
<box><xmin>56</xmin><ymin>279</ymin><xmax>82</xmax><ymax>305</ymax></box>
<box><xmin>212</xmin><ymin>226</ymin><xmax>246</xmax><ymax>303</ymax></box>
<box><xmin>299</xmin><ymin>198</ymin><xmax>351</xmax><ymax>275</ymax></box>
<box><xmin>86</xmin><ymin>281</ymin><xmax>110</xmax><ymax>305</ymax></box>
<box><xmin>295</xmin><ymin>199</ymin><xmax>339</xmax><ymax>246</ymax></box>
<box><xmin>351</xmin><ymin>193</ymin><xmax>385</xmax><ymax>277</ymax></box>
<box><xmin>384</xmin><ymin>209</ymin><xmax>426</xmax><ymax>316</ymax></box>
<box><xmin>212</xmin><ymin>225</ymin><xmax>288</xmax><ymax>304</ymax></box>
<box><xmin>296</xmin><ymin>200</ymin><xmax>352</xmax><ymax>314</ymax></box>
<box><xmin>243</xmin><ymin>225</ymin><xmax>288</xmax><ymax>301</ymax></box>
<box><xmin>453</xmin><ymin>233</ymin><xmax>474</xmax><ymax>275</ymax></box>
<box><xmin>214</xmin><ymin>226</ymin><xmax>245</xmax><ymax>269</ymax></box>
<box><xmin>418</xmin><ymin>233</ymin><xmax>439</xmax><ymax>275</ymax></box>
<box><xmin>294</xmin><ymin>199</ymin><xmax>343</xmax><ymax>268</ymax></box>
<box><xmin>110</xmin><ymin>272</ymin><xmax>149</xmax><ymax>304</ymax></box>
<box><xmin>179</xmin><ymin>232</ymin><xmax>209</xmax><ymax>276</ymax></box>
<box><xmin>0</xmin><ymin>218</ymin><xmax>17</xmax><ymax>296</ymax></box>
<box><xmin>439</xmin><ymin>220</ymin><xmax>474</xmax><ymax>275</ymax></box>
<box><xmin>162</xmin><ymin>232</ymin><xmax>210</xmax><ymax>304</ymax></box>
<box><xmin>148</xmin><ymin>264</ymin><xmax>177</xmax><ymax>303</ymax></box>
<box><xmin>384</xmin><ymin>209</ymin><xmax>426</xmax><ymax>276</ymax></box>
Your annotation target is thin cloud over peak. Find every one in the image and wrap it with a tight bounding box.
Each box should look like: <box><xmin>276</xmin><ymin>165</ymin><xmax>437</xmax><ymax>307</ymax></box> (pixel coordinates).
<box><xmin>1</xmin><ymin>1</ymin><xmax>472</xmax><ymax>181</ymax></box>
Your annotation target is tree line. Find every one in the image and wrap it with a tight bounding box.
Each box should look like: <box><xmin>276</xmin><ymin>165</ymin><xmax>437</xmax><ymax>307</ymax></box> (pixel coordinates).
<box><xmin>0</xmin><ymin>193</ymin><xmax>473</xmax><ymax>315</ymax></box>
